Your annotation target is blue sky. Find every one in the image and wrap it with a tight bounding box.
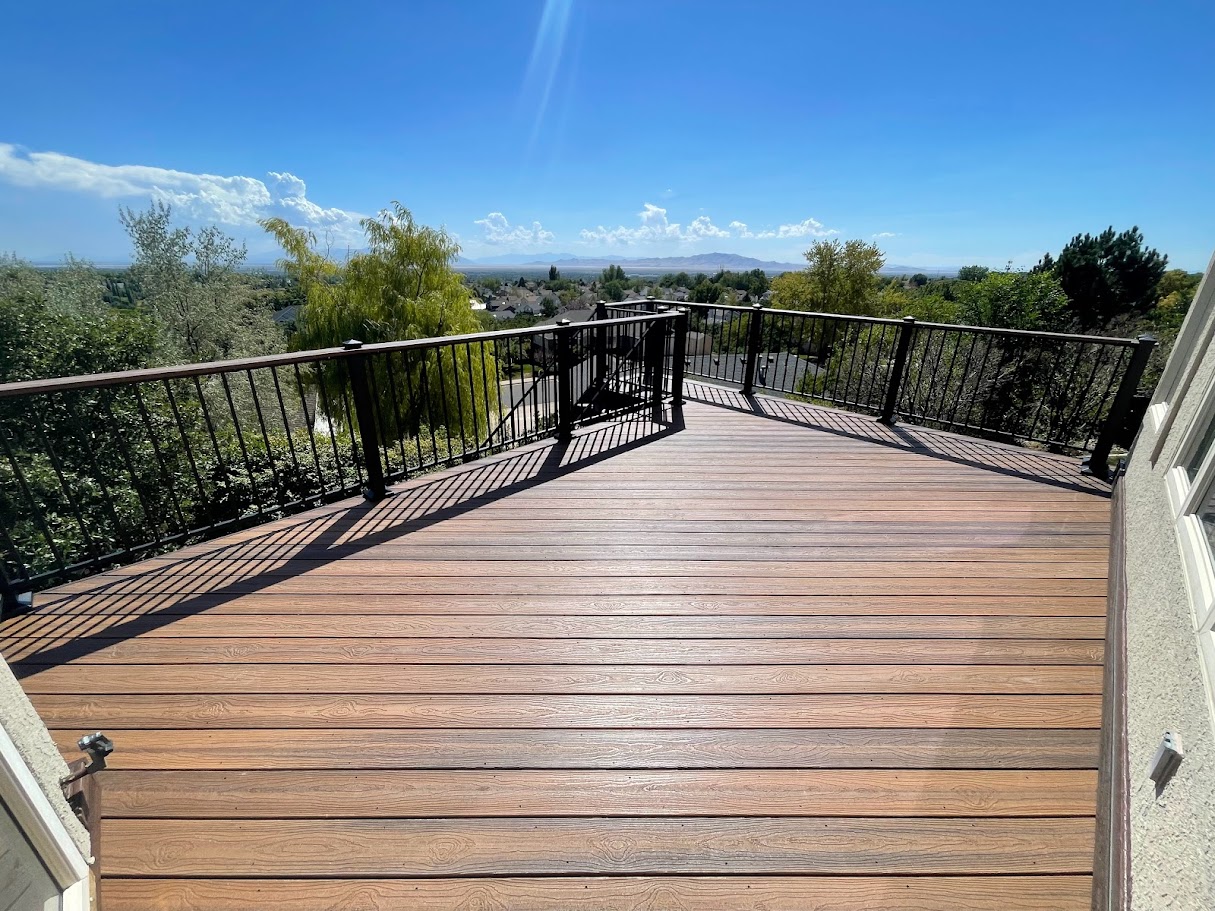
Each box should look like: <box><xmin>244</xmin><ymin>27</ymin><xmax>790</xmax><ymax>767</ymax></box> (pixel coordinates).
<box><xmin>1</xmin><ymin>0</ymin><xmax>1213</xmax><ymax>269</ymax></box>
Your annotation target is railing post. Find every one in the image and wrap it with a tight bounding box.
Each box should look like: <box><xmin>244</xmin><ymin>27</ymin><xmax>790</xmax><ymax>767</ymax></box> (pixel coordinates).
<box><xmin>342</xmin><ymin>339</ymin><xmax>386</xmax><ymax>500</ymax></box>
<box><xmin>645</xmin><ymin>319</ymin><xmax>665</xmax><ymax>423</ymax></box>
<box><xmin>879</xmin><ymin>316</ymin><xmax>917</xmax><ymax>426</ymax></box>
<box><xmin>0</xmin><ymin>574</ymin><xmax>32</xmax><ymax>619</ymax></box>
<box><xmin>741</xmin><ymin>303</ymin><xmax>765</xmax><ymax>395</ymax></box>
<box><xmin>671</xmin><ymin>308</ymin><xmax>689</xmax><ymax>407</ymax></box>
<box><xmin>1084</xmin><ymin>334</ymin><xmax>1158</xmax><ymax>480</ymax></box>
<box><xmin>594</xmin><ymin>300</ymin><xmax>608</xmax><ymax>389</ymax></box>
<box><xmin>555</xmin><ymin>319</ymin><xmax>575</xmax><ymax>441</ymax></box>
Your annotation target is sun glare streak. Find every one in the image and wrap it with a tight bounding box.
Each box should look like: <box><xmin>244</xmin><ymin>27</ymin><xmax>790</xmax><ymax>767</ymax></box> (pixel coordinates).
<box><xmin>521</xmin><ymin>0</ymin><xmax>575</xmax><ymax>152</ymax></box>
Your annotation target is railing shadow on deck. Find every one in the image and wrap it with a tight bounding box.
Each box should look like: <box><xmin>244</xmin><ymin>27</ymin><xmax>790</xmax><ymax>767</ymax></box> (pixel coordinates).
<box><xmin>1</xmin><ymin>409</ymin><xmax>682</xmax><ymax>669</ymax></box>
<box><xmin>685</xmin><ymin>380</ymin><xmax>1112</xmax><ymax>497</ymax></box>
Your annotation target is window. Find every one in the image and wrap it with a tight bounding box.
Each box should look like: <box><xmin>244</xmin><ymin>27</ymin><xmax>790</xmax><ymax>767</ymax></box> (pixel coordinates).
<box><xmin>1167</xmin><ymin>376</ymin><xmax>1215</xmax><ymax>688</ymax></box>
<box><xmin>1150</xmin><ymin>258</ymin><xmax>1215</xmax><ymax>432</ymax></box>
<box><xmin>0</xmin><ymin>798</ymin><xmax>62</xmax><ymax>911</ymax></box>
<box><xmin>0</xmin><ymin>727</ymin><xmax>89</xmax><ymax>911</ymax></box>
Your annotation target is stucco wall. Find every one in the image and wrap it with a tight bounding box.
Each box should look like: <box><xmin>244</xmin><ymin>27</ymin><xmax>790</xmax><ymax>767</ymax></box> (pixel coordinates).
<box><xmin>1123</xmin><ymin>279</ymin><xmax>1215</xmax><ymax>909</ymax></box>
<box><xmin>0</xmin><ymin>656</ymin><xmax>89</xmax><ymax>855</ymax></box>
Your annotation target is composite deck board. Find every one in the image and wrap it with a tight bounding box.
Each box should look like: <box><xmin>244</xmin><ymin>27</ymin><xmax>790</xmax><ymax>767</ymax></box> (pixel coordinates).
<box><xmin>0</xmin><ymin>613</ymin><xmax>1108</xmax><ymax>639</ymax></box>
<box><xmin>26</xmin><ymin>693</ymin><xmax>1103</xmax><ymax>729</ymax></box>
<box><xmin>0</xmin><ymin>397</ymin><xmax>1111</xmax><ymax>908</ymax></box>
<box><xmin>27</xmin><ymin>592</ymin><xmax>1111</xmax><ymax>616</ymax></box>
<box><xmin>105</xmin><ymin>817</ymin><xmax>1096</xmax><ymax>876</ymax></box>
<box><xmin>102</xmin><ymin>769</ymin><xmax>1098</xmax><ymax>818</ymax></box>
<box><xmin>50</xmin><ymin>728</ymin><xmax>1101</xmax><ymax>771</ymax></box>
<box><xmin>18</xmin><ymin>662</ymin><xmax>1105</xmax><ymax>694</ymax></box>
<box><xmin>1</xmin><ymin>636</ymin><xmax>1105</xmax><ymax>665</ymax></box>
<box><xmin>102</xmin><ymin>876</ymin><xmax>1097</xmax><ymax>911</ymax></box>
<box><xmin>47</xmin><ymin>575</ymin><xmax>1107</xmax><ymax>595</ymax></box>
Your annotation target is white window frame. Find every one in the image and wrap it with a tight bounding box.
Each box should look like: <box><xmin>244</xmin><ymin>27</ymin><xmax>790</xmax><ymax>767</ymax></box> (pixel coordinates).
<box><xmin>1150</xmin><ymin>250</ymin><xmax>1215</xmax><ymax>434</ymax></box>
<box><xmin>1166</xmin><ymin>369</ymin><xmax>1215</xmax><ymax>693</ymax></box>
<box><xmin>0</xmin><ymin>724</ymin><xmax>91</xmax><ymax>911</ymax></box>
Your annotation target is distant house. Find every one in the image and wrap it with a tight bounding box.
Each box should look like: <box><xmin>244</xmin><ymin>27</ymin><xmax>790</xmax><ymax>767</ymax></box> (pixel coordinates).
<box><xmin>493</xmin><ymin>306</ymin><xmax>517</xmax><ymax>320</ymax></box>
<box><xmin>536</xmin><ymin>308</ymin><xmax>596</xmax><ymax>326</ymax></box>
<box><xmin>469</xmin><ymin>297</ymin><xmax>486</xmax><ymax>311</ymax></box>
<box><xmin>271</xmin><ymin>305</ymin><xmax>300</xmax><ymax>327</ymax></box>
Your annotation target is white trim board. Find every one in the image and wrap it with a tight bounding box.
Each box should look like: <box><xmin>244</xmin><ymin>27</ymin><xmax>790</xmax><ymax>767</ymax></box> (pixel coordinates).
<box><xmin>0</xmin><ymin>724</ymin><xmax>90</xmax><ymax>889</ymax></box>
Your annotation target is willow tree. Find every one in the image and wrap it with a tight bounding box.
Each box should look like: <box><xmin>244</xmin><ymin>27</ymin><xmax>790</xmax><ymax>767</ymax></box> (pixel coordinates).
<box><xmin>261</xmin><ymin>203</ymin><xmax>497</xmax><ymax>453</ymax></box>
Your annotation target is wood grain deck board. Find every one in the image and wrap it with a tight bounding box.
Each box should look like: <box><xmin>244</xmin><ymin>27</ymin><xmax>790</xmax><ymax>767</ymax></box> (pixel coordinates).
<box><xmin>0</xmin><ymin>613</ymin><xmax>1107</xmax><ymax>640</ymax></box>
<box><xmin>52</xmin><ymin>728</ymin><xmax>1101</xmax><ymax>770</ymax></box>
<box><xmin>4</xmin><ymin>399</ymin><xmax>1110</xmax><ymax>906</ymax></box>
<box><xmin>104</xmin><ymin>816</ymin><xmax>1096</xmax><ymax>877</ymax></box>
<box><xmin>101</xmin><ymin>769</ymin><xmax>1099</xmax><ymax>818</ymax></box>
<box><xmin>101</xmin><ymin>875</ymin><xmax>1097</xmax><ymax>911</ymax></box>
<box><xmin>26</xmin><ymin>692</ymin><xmax>1103</xmax><ymax>729</ymax></box>
<box><xmin>18</xmin><ymin>663</ymin><xmax>1105</xmax><ymax>695</ymax></box>
<box><xmin>1</xmin><ymin>636</ymin><xmax>1105</xmax><ymax>665</ymax></box>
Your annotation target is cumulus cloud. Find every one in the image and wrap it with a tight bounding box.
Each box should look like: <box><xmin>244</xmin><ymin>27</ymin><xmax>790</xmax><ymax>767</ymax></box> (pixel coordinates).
<box><xmin>474</xmin><ymin>211</ymin><xmax>556</xmax><ymax>247</ymax></box>
<box><xmin>0</xmin><ymin>142</ymin><xmax>365</xmax><ymax>242</ymax></box>
<box><xmin>686</xmin><ymin>215</ymin><xmax>730</xmax><ymax>239</ymax></box>
<box><xmin>729</xmin><ymin>218</ymin><xmax>837</xmax><ymax>240</ymax></box>
<box><xmin>579</xmin><ymin>203</ymin><xmax>731</xmax><ymax>246</ymax></box>
<box><xmin>872</xmin><ymin>231</ymin><xmax>899</xmax><ymax>238</ymax></box>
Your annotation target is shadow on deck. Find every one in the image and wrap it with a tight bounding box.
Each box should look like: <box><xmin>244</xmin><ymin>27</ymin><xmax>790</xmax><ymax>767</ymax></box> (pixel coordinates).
<box><xmin>1</xmin><ymin>393</ymin><xmax>1110</xmax><ymax>911</ymax></box>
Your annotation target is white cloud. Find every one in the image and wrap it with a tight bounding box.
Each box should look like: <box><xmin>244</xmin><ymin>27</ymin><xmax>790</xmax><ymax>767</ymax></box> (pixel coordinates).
<box><xmin>730</xmin><ymin>218</ymin><xmax>837</xmax><ymax>240</ymax></box>
<box><xmin>872</xmin><ymin>231</ymin><xmax>899</xmax><ymax>238</ymax></box>
<box><xmin>0</xmin><ymin>142</ymin><xmax>365</xmax><ymax>243</ymax></box>
<box><xmin>686</xmin><ymin>215</ymin><xmax>730</xmax><ymax>239</ymax></box>
<box><xmin>474</xmin><ymin>211</ymin><xmax>555</xmax><ymax>247</ymax></box>
<box><xmin>579</xmin><ymin>203</ymin><xmax>731</xmax><ymax>246</ymax></box>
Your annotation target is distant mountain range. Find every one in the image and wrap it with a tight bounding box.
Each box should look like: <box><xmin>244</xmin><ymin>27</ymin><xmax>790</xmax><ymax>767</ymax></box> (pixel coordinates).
<box><xmin>457</xmin><ymin>251</ymin><xmax>957</xmax><ymax>276</ymax></box>
<box><xmin>459</xmin><ymin>252</ymin><xmax>802</xmax><ymax>271</ymax></box>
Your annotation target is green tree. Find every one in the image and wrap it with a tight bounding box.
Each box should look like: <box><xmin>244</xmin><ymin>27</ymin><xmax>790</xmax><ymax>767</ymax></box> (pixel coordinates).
<box><xmin>262</xmin><ymin>202</ymin><xmax>493</xmax><ymax>439</ymax></box>
<box><xmin>1036</xmin><ymin>226</ymin><xmax>1167</xmax><ymax>328</ymax></box>
<box><xmin>1148</xmin><ymin>269</ymin><xmax>1203</xmax><ymax>332</ymax></box>
<box><xmin>600</xmin><ymin>264</ymin><xmax>627</xmax><ymax>284</ymax></box>
<box><xmin>957</xmin><ymin>265</ymin><xmax>990</xmax><ymax>283</ymax></box>
<box><xmin>120</xmin><ymin>202</ymin><xmax>280</xmax><ymax>361</ymax></box>
<box><xmin>548</xmin><ymin>264</ymin><xmax>560</xmax><ymax>281</ymax></box>
<box><xmin>120</xmin><ymin>201</ymin><xmax>281</xmax><ymax>361</ymax></box>
<box><xmin>770</xmin><ymin>238</ymin><xmax>885</xmax><ymax>314</ymax></box>
<box><xmin>956</xmin><ymin>271</ymin><xmax>1069</xmax><ymax>331</ymax></box>
<box><xmin>0</xmin><ymin>256</ymin><xmax>159</xmax><ymax>382</ymax></box>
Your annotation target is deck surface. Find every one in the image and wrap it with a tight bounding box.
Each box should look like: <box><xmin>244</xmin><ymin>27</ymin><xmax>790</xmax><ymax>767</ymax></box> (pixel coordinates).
<box><xmin>1</xmin><ymin>388</ymin><xmax>1111</xmax><ymax>910</ymax></box>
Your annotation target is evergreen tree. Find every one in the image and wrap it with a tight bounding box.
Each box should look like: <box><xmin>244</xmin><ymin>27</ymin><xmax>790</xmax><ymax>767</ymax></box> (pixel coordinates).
<box><xmin>1036</xmin><ymin>226</ymin><xmax>1167</xmax><ymax>328</ymax></box>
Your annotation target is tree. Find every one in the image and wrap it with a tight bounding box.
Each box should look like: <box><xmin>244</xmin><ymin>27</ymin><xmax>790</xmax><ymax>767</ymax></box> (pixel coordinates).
<box><xmin>910</xmin><ymin>273</ymin><xmax>929</xmax><ymax>287</ymax></box>
<box><xmin>957</xmin><ymin>265</ymin><xmax>990</xmax><ymax>283</ymax></box>
<box><xmin>548</xmin><ymin>265</ymin><xmax>560</xmax><ymax>281</ymax></box>
<box><xmin>541</xmin><ymin>297</ymin><xmax>559</xmax><ymax>318</ymax></box>
<box><xmin>1036</xmin><ymin>226</ymin><xmax>1167</xmax><ymax>328</ymax></box>
<box><xmin>262</xmin><ymin>202</ymin><xmax>492</xmax><ymax>438</ymax></box>
<box><xmin>956</xmin><ymin>271</ymin><xmax>1069</xmax><ymax>331</ymax></box>
<box><xmin>0</xmin><ymin>256</ymin><xmax>158</xmax><ymax>382</ymax></box>
<box><xmin>600</xmin><ymin>264</ymin><xmax>627</xmax><ymax>284</ymax></box>
<box><xmin>120</xmin><ymin>202</ymin><xmax>280</xmax><ymax>361</ymax></box>
<box><xmin>770</xmin><ymin>239</ymin><xmax>885</xmax><ymax>314</ymax></box>
<box><xmin>1149</xmin><ymin>269</ymin><xmax>1204</xmax><ymax>332</ymax></box>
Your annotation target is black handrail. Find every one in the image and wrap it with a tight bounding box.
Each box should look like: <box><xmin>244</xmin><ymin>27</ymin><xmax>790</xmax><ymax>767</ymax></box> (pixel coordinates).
<box><xmin>0</xmin><ymin>313</ymin><xmax>682</xmax><ymax>608</ymax></box>
<box><xmin>624</xmin><ymin>298</ymin><xmax>1152</xmax><ymax>474</ymax></box>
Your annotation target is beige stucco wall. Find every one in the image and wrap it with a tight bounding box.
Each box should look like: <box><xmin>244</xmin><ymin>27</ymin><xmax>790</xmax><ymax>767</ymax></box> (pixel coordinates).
<box><xmin>1123</xmin><ymin>259</ymin><xmax>1215</xmax><ymax>910</ymax></box>
<box><xmin>0</xmin><ymin>655</ymin><xmax>89</xmax><ymax>855</ymax></box>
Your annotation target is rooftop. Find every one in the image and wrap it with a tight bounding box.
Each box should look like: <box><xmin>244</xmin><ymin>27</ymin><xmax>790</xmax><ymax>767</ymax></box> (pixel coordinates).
<box><xmin>1</xmin><ymin>383</ymin><xmax>1110</xmax><ymax>910</ymax></box>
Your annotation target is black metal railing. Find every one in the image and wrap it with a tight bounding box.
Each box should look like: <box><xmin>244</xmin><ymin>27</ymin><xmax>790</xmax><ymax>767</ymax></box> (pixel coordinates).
<box><xmin>604</xmin><ymin>297</ymin><xmax>1154</xmax><ymax>475</ymax></box>
<box><xmin>0</xmin><ymin>312</ymin><xmax>683</xmax><ymax>605</ymax></box>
